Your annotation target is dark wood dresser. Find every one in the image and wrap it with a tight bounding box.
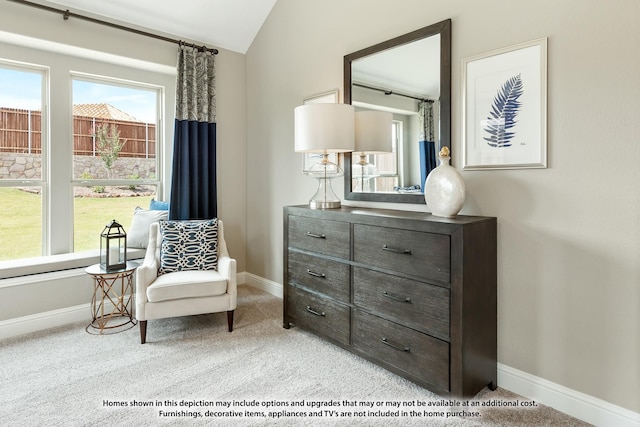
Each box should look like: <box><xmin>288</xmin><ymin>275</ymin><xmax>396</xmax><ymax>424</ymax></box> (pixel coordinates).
<box><xmin>283</xmin><ymin>205</ymin><xmax>497</xmax><ymax>398</ymax></box>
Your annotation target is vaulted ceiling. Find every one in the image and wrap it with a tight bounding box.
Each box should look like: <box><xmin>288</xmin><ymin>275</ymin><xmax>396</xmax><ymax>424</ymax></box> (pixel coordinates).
<box><xmin>42</xmin><ymin>0</ymin><xmax>277</xmax><ymax>54</ymax></box>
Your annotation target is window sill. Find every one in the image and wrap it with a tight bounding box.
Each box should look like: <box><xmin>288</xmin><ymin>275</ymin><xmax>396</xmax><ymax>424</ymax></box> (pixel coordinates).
<box><xmin>0</xmin><ymin>248</ymin><xmax>146</xmax><ymax>280</ymax></box>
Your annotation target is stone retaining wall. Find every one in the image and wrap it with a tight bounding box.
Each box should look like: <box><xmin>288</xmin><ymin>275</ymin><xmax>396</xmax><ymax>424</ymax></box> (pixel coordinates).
<box><xmin>0</xmin><ymin>153</ymin><xmax>155</xmax><ymax>180</ymax></box>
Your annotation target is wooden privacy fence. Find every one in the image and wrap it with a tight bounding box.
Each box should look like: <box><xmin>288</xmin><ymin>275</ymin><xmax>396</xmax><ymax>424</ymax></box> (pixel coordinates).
<box><xmin>0</xmin><ymin>107</ymin><xmax>156</xmax><ymax>158</ymax></box>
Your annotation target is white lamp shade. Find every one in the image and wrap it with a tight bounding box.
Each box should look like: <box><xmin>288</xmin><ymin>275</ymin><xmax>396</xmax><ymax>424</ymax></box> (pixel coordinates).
<box><xmin>294</xmin><ymin>104</ymin><xmax>355</xmax><ymax>153</ymax></box>
<box><xmin>355</xmin><ymin>110</ymin><xmax>393</xmax><ymax>154</ymax></box>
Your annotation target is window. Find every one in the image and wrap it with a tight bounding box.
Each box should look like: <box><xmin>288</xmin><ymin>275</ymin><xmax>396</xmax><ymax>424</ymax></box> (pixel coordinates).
<box><xmin>371</xmin><ymin>120</ymin><xmax>401</xmax><ymax>192</ymax></box>
<box><xmin>0</xmin><ymin>42</ymin><xmax>171</xmax><ymax>265</ymax></box>
<box><xmin>71</xmin><ymin>75</ymin><xmax>161</xmax><ymax>252</ymax></box>
<box><xmin>0</xmin><ymin>62</ymin><xmax>46</xmax><ymax>261</ymax></box>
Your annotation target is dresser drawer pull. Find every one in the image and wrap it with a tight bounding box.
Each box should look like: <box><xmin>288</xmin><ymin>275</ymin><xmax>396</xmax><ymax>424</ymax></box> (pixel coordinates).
<box><xmin>382</xmin><ymin>245</ymin><xmax>412</xmax><ymax>255</ymax></box>
<box><xmin>381</xmin><ymin>337</ymin><xmax>411</xmax><ymax>352</ymax></box>
<box><xmin>306</xmin><ymin>306</ymin><xmax>326</xmax><ymax>317</ymax></box>
<box><xmin>306</xmin><ymin>232</ymin><xmax>326</xmax><ymax>239</ymax></box>
<box><xmin>382</xmin><ymin>291</ymin><xmax>411</xmax><ymax>303</ymax></box>
<box><xmin>306</xmin><ymin>269</ymin><xmax>326</xmax><ymax>278</ymax></box>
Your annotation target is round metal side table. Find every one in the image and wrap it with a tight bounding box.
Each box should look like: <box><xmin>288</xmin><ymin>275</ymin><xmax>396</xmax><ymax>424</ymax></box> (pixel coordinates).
<box><xmin>85</xmin><ymin>261</ymin><xmax>138</xmax><ymax>334</ymax></box>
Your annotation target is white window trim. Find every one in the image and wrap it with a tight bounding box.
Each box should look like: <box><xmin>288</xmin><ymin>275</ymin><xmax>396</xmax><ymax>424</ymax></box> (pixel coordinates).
<box><xmin>0</xmin><ymin>247</ymin><xmax>145</xmax><ymax>281</ymax></box>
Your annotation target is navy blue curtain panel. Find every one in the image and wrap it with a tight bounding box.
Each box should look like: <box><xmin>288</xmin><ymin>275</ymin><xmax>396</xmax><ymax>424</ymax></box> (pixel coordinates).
<box><xmin>169</xmin><ymin>46</ymin><xmax>217</xmax><ymax>220</ymax></box>
<box><xmin>170</xmin><ymin>120</ymin><xmax>217</xmax><ymax>220</ymax></box>
<box><xmin>419</xmin><ymin>140</ymin><xmax>437</xmax><ymax>189</ymax></box>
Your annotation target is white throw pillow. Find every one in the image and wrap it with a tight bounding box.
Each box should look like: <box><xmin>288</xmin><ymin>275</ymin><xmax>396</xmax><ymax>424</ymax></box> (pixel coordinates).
<box><xmin>127</xmin><ymin>207</ymin><xmax>168</xmax><ymax>248</ymax></box>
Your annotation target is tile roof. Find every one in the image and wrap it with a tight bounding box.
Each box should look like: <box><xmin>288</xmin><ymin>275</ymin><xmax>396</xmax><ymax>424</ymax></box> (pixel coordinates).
<box><xmin>73</xmin><ymin>103</ymin><xmax>141</xmax><ymax>122</ymax></box>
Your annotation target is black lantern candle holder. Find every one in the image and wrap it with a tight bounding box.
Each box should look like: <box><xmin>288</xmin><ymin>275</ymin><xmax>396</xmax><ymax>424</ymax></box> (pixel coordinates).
<box><xmin>100</xmin><ymin>219</ymin><xmax>127</xmax><ymax>271</ymax></box>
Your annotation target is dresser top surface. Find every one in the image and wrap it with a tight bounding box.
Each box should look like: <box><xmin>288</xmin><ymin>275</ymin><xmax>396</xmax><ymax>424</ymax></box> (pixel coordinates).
<box><xmin>285</xmin><ymin>205</ymin><xmax>495</xmax><ymax>226</ymax></box>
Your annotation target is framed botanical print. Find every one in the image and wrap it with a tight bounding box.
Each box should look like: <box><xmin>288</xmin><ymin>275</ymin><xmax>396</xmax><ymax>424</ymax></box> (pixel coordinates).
<box><xmin>462</xmin><ymin>38</ymin><xmax>547</xmax><ymax>169</ymax></box>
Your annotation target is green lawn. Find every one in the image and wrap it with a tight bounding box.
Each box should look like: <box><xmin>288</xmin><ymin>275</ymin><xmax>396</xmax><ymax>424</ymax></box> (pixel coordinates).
<box><xmin>0</xmin><ymin>187</ymin><xmax>152</xmax><ymax>261</ymax></box>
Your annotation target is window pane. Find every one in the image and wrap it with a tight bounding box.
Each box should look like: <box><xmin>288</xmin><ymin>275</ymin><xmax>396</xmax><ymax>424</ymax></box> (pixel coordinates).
<box><xmin>72</xmin><ymin>79</ymin><xmax>157</xmax><ymax>181</ymax></box>
<box><xmin>72</xmin><ymin>77</ymin><xmax>160</xmax><ymax>252</ymax></box>
<box><xmin>0</xmin><ymin>64</ymin><xmax>44</xmax><ymax>260</ymax></box>
<box><xmin>0</xmin><ymin>187</ymin><xmax>42</xmax><ymax>260</ymax></box>
<box><xmin>73</xmin><ymin>185</ymin><xmax>157</xmax><ymax>252</ymax></box>
<box><xmin>0</xmin><ymin>66</ymin><xmax>43</xmax><ymax>181</ymax></box>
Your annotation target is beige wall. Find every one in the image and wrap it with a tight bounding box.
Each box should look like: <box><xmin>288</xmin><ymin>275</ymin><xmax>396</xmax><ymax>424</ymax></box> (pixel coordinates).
<box><xmin>246</xmin><ymin>0</ymin><xmax>640</xmax><ymax>413</ymax></box>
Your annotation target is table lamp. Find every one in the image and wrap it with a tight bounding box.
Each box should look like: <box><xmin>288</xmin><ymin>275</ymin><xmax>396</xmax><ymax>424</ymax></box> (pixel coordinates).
<box><xmin>352</xmin><ymin>110</ymin><xmax>393</xmax><ymax>192</ymax></box>
<box><xmin>294</xmin><ymin>103</ymin><xmax>355</xmax><ymax>209</ymax></box>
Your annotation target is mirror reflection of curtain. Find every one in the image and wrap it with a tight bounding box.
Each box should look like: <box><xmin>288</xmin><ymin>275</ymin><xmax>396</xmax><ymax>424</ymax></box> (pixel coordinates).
<box><xmin>418</xmin><ymin>99</ymin><xmax>436</xmax><ymax>190</ymax></box>
<box><xmin>169</xmin><ymin>46</ymin><xmax>217</xmax><ymax>220</ymax></box>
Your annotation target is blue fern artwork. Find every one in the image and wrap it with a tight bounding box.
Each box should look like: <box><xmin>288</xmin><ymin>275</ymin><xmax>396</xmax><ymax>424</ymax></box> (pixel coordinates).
<box><xmin>483</xmin><ymin>74</ymin><xmax>523</xmax><ymax>147</ymax></box>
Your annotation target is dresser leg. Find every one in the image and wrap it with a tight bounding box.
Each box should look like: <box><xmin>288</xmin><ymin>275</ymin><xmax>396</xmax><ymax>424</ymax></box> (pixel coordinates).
<box><xmin>488</xmin><ymin>381</ymin><xmax>497</xmax><ymax>391</ymax></box>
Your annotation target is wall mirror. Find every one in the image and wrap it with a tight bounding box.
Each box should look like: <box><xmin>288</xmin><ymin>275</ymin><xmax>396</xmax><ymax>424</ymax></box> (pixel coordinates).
<box><xmin>344</xmin><ymin>19</ymin><xmax>451</xmax><ymax>204</ymax></box>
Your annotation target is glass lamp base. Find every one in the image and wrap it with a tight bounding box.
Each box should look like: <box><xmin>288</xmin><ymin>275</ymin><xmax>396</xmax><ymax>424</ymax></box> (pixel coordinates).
<box><xmin>308</xmin><ymin>175</ymin><xmax>341</xmax><ymax>209</ymax></box>
<box><xmin>304</xmin><ymin>155</ymin><xmax>343</xmax><ymax>209</ymax></box>
<box><xmin>309</xmin><ymin>199</ymin><xmax>341</xmax><ymax>209</ymax></box>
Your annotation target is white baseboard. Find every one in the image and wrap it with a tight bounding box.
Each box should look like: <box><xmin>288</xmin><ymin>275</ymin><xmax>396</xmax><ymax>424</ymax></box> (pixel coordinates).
<box><xmin>2</xmin><ymin>273</ymin><xmax>637</xmax><ymax>427</ymax></box>
<box><xmin>0</xmin><ymin>303</ymin><xmax>89</xmax><ymax>340</ymax></box>
<box><xmin>0</xmin><ymin>296</ymin><xmax>135</xmax><ymax>340</ymax></box>
<box><xmin>498</xmin><ymin>363</ymin><xmax>640</xmax><ymax>427</ymax></box>
<box><xmin>242</xmin><ymin>271</ymin><xmax>283</xmax><ymax>298</ymax></box>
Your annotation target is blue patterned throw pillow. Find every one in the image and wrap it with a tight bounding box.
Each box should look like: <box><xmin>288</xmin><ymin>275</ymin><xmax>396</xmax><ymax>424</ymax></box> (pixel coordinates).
<box><xmin>158</xmin><ymin>219</ymin><xmax>218</xmax><ymax>275</ymax></box>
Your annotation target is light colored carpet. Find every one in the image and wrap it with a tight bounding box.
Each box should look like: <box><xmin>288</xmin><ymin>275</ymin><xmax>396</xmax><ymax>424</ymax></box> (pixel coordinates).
<box><xmin>0</xmin><ymin>285</ymin><xmax>591</xmax><ymax>426</ymax></box>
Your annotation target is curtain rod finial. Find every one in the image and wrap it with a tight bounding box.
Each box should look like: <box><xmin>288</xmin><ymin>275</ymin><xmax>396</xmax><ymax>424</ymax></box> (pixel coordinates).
<box><xmin>63</xmin><ymin>9</ymin><xmax>70</xmax><ymax>20</ymax></box>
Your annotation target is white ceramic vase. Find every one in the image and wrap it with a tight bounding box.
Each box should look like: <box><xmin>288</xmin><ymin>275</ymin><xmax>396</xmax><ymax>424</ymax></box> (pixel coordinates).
<box><xmin>424</xmin><ymin>147</ymin><xmax>466</xmax><ymax>218</ymax></box>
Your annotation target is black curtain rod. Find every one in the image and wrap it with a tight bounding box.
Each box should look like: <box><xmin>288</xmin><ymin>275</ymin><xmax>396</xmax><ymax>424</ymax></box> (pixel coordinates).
<box><xmin>8</xmin><ymin>0</ymin><xmax>219</xmax><ymax>55</ymax></box>
<box><xmin>353</xmin><ymin>82</ymin><xmax>433</xmax><ymax>103</ymax></box>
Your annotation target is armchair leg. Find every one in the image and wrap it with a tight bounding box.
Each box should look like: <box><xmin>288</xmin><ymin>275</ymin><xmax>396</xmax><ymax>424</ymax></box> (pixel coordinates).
<box><xmin>139</xmin><ymin>320</ymin><xmax>147</xmax><ymax>344</ymax></box>
<box><xmin>227</xmin><ymin>310</ymin><xmax>234</xmax><ymax>332</ymax></box>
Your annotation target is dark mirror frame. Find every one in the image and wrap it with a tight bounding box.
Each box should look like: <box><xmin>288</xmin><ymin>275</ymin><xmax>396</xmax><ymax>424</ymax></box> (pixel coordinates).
<box><xmin>344</xmin><ymin>19</ymin><xmax>451</xmax><ymax>204</ymax></box>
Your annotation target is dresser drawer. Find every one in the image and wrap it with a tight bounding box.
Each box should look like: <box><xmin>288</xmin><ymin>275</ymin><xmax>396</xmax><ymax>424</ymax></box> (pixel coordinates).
<box><xmin>288</xmin><ymin>215</ymin><xmax>350</xmax><ymax>259</ymax></box>
<box><xmin>286</xmin><ymin>285</ymin><xmax>350</xmax><ymax>346</ymax></box>
<box><xmin>353</xmin><ymin>224</ymin><xmax>450</xmax><ymax>285</ymax></box>
<box><xmin>352</xmin><ymin>310</ymin><xmax>449</xmax><ymax>391</ymax></box>
<box><xmin>353</xmin><ymin>267</ymin><xmax>450</xmax><ymax>341</ymax></box>
<box><xmin>288</xmin><ymin>251</ymin><xmax>350</xmax><ymax>302</ymax></box>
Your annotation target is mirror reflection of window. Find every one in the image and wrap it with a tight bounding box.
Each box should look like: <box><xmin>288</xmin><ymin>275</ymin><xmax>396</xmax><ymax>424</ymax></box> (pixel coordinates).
<box><xmin>372</xmin><ymin>120</ymin><xmax>400</xmax><ymax>192</ymax></box>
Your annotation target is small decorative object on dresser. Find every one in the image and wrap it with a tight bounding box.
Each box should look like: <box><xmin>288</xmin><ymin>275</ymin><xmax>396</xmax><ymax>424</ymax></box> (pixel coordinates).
<box><xmin>424</xmin><ymin>146</ymin><xmax>466</xmax><ymax>218</ymax></box>
<box><xmin>283</xmin><ymin>205</ymin><xmax>497</xmax><ymax>398</ymax></box>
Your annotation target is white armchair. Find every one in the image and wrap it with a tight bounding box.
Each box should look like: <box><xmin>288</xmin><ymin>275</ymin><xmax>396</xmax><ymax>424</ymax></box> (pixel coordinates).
<box><xmin>135</xmin><ymin>220</ymin><xmax>237</xmax><ymax>344</ymax></box>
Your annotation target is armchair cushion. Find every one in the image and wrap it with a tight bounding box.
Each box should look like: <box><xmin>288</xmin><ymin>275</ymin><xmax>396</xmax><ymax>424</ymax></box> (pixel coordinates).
<box><xmin>159</xmin><ymin>219</ymin><xmax>218</xmax><ymax>275</ymax></box>
<box><xmin>147</xmin><ymin>270</ymin><xmax>228</xmax><ymax>302</ymax></box>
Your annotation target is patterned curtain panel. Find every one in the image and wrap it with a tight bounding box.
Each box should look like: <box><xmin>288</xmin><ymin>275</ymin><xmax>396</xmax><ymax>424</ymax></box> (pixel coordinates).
<box><xmin>418</xmin><ymin>100</ymin><xmax>436</xmax><ymax>189</ymax></box>
<box><xmin>169</xmin><ymin>46</ymin><xmax>217</xmax><ymax>220</ymax></box>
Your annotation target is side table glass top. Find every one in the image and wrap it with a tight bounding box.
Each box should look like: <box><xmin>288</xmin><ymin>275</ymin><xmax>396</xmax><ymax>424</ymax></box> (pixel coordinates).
<box><xmin>85</xmin><ymin>260</ymin><xmax>139</xmax><ymax>276</ymax></box>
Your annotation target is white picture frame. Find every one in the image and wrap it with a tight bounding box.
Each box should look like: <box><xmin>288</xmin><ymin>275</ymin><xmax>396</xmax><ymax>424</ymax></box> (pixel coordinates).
<box><xmin>302</xmin><ymin>90</ymin><xmax>340</xmax><ymax>172</ymax></box>
<box><xmin>462</xmin><ymin>38</ymin><xmax>547</xmax><ymax>170</ymax></box>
